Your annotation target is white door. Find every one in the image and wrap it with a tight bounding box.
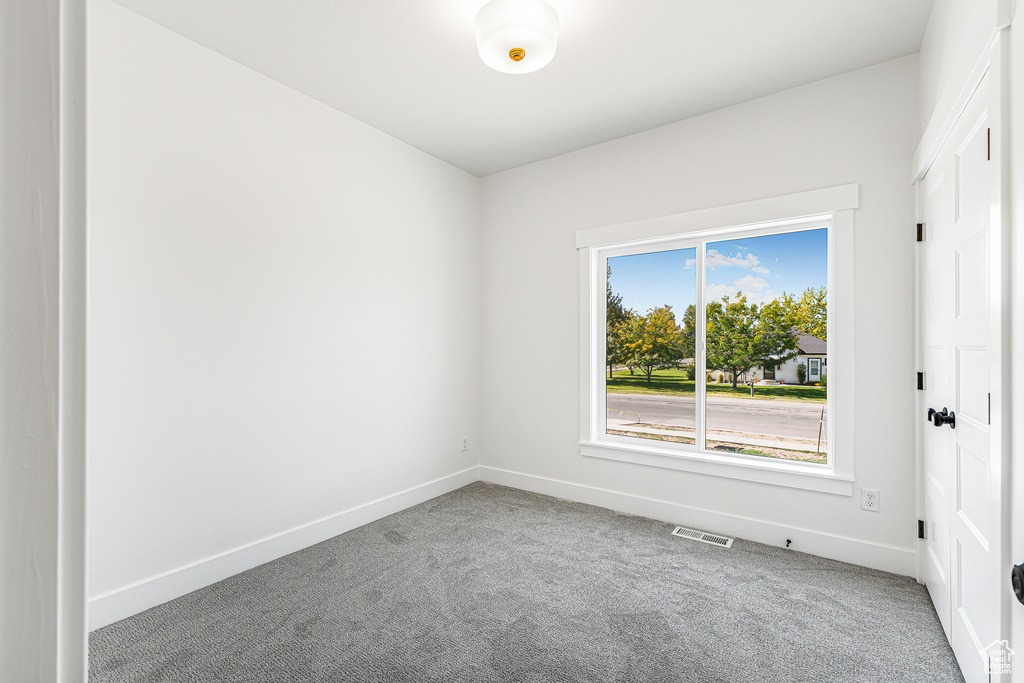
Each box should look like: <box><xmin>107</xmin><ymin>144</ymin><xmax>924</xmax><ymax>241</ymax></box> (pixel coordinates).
<box><xmin>808</xmin><ymin>358</ymin><xmax>820</xmax><ymax>382</ymax></box>
<box><xmin>919</xmin><ymin>66</ymin><xmax>1006</xmax><ymax>682</ymax></box>
<box><xmin>920</xmin><ymin>147</ymin><xmax>953</xmax><ymax>638</ymax></box>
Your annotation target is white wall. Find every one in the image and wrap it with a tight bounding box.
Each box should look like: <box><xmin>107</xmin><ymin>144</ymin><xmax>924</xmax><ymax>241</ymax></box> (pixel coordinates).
<box><xmin>88</xmin><ymin>0</ymin><xmax>480</xmax><ymax>626</ymax></box>
<box><xmin>479</xmin><ymin>56</ymin><xmax>920</xmax><ymax>573</ymax></box>
<box><xmin>1</xmin><ymin>3</ymin><xmax>62</xmax><ymax>677</ymax></box>
<box><xmin>1</xmin><ymin>0</ymin><xmax>87</xmax><ymax>679</ymax></box>
<box><xmin>918</xmin><ymin>0</ymin><xmax>1002</xmax><ymax>132</ymax></box>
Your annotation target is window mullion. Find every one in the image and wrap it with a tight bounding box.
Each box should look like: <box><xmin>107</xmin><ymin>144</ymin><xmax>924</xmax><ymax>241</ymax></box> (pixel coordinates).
<box><xmin>596</xmin><ymin>250</ymin><xmax>608</xmax><ymax>441</ymax></box>
<box><xmin>696</xmin><ymin>242</ymin><xmax>707</xmax><ymax>450</ymax></box>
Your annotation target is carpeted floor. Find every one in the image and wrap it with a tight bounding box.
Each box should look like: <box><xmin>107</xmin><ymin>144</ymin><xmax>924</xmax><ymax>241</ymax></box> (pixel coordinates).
<box><xmin>89</xmin><ymin>482</ymin><xmax>964</xmax><ymax>682</ymax></box>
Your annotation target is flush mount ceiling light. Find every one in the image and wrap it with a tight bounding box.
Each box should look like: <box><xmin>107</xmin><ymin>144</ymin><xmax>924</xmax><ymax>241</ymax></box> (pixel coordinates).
<box><xmin>474</xmin><ymin>0</ymin><xmax>559</xmax><ymax>75</ymax></box>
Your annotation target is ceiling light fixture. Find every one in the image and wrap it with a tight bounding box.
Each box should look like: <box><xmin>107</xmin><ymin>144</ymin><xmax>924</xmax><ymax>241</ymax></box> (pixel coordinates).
<box><xmin>474</xmin><ymin>0</ymin><xmax>559</xmax><ymax>75</ymax></box>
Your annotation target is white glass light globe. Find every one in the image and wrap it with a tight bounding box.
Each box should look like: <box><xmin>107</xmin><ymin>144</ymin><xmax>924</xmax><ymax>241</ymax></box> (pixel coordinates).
<box><xmin>475</xmin><ymin>0</ymin><xmax>559</xmax><ymax>75</ymax></box>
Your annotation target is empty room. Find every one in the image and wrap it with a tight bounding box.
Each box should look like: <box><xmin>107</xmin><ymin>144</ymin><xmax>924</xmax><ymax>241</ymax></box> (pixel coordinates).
<box><xmin>5</xmin><ymin>0</ymin><xmax>1024</xmax><ymax>681</ymax></box>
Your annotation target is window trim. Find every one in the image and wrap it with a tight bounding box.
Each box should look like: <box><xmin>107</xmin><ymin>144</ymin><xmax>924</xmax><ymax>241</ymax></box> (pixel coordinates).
<box><xmin>578</xmin><ymin>184</ymin><xmax>858</xmax><ymax>495</ymax></box>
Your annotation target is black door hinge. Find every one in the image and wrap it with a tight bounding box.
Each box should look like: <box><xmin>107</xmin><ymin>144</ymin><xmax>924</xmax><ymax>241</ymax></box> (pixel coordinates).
<box><xmin>916</xmin><ymin>372</ymin><xmax>924</xmax><ymax>390</ymax></box>
<box><xmin>988</xmin><ymin>128</ymin><xmax>991</xmax><ymax>160</ymax></box>
<box><xmin>916</xmin><ymin>223</ymin><xmax>924</xmax><ymax>242</ymax></box>
<box><xmin>918</xmin><ymin>520</ymin><xmax>926</xmax><ymax>540</ymax></box>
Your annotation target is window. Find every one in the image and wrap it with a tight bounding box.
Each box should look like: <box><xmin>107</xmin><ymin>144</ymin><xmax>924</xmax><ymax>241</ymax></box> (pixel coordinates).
<box><xmin>577</xmin><ymin>185</ymin><xmax>858</xmax><ymax>495</ymax></box>
<box><xmin>602</xmin><ymin>223</ymin><xmax>828</xmax><ymax>462</ymax></box>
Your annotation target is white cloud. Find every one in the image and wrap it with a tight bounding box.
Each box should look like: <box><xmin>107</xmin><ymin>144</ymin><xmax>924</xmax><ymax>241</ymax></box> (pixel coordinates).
<box><xmin>684</xmin><ymin>258</ymin><xmax>695</xmax><ymax>269</ymax></box>
<box><xmin>707</xmin><ymin>278</ymin><xmax>780</xmax><ymax>307</ymax></box>
<box><xmin>706</xmin><ymin>283</ymin><xmax>738</xmax><ymax>302</ymax></box>
<box><xmin>733</xmin><ymin>275</ymin><xmax>768</xmax><ymax>292</ymax></box>
<box><xmin>705</xmin><ymin>248</ymin><xmax>770</xmax><ymax>275</ymax></box>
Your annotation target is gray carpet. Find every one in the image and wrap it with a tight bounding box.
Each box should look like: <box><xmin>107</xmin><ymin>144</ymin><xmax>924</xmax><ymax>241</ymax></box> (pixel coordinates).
<box><xmin>89</xmin><ymin>482</ymin><xmax>964</xmax><ymax>682</ymax></box>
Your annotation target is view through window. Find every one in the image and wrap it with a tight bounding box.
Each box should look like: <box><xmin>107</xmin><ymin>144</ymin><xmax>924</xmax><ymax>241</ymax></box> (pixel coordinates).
<box><xmin>605</xmin><ymin>228</ymin><xmax>828</xmax><ymax>465</ymax></box>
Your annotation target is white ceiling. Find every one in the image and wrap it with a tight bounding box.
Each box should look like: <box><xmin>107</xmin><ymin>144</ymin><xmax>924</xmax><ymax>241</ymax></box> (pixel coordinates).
<box><xmin>111</xmin><ymin>0</ymin><xmax>934</xmax><ymax>177</ymax></box>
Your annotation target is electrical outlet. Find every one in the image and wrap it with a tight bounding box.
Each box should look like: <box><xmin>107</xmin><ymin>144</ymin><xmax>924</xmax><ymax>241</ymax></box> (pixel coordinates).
<box><xmin>861</xmin><ymin>488</ymin><xmax>879</xmax><ymax>512</ymax></box>
<box><xmin>461</xmin><ymin>436</ymin><xmax>469</xmax><ymax>452</ymax></box>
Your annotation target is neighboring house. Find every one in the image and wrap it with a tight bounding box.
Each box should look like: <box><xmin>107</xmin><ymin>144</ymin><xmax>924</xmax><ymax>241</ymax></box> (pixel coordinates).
<box><xmin>748</xmin><ymin>331</ymin><xmax>827</xmax><ymax>385</ymax></box>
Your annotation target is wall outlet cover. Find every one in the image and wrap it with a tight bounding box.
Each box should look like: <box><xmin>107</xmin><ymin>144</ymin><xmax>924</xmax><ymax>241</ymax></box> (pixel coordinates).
<box><xmin>861</xmin><ymin>488</ymin><xmax>879</xmax><ymax>512</ymax></box>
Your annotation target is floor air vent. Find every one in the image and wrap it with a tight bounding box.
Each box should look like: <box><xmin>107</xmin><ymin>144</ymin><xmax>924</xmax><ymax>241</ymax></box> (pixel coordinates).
<box><xmin>671</xmin><ymin>526</ymin><xmax>734</xmax><ymax>548</ymax></box>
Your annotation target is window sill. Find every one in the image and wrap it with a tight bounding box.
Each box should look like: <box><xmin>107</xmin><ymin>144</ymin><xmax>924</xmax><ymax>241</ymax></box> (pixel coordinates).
<box><xmin>580</xmin><ymin>439</ymin><xmax>854</xmax><ymax>495</ymax></box>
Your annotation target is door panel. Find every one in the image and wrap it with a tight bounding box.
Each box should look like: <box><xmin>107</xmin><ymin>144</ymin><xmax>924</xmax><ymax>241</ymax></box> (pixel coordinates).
<box><xmin>921</xmin><ymin>161</ymin><xmax>952</xmax><ymax>639</ymax></box>
<box><xmin>955</xmin><ymin>234</ymin><xmax>987</xmax><ymax>318</ymax></box>
<box><xmin>955</xmin><ymin>445</ymin><xmax>991</xmax><ymax>545</ymax></box>
<box><xmin>954</xmin><ymin>540</ymin><xmax>987</xmax><ymax>651</ymax></box>
<box><xmin>955</xmin><ymin>347</ymin><xmax>987</xmax><ymax>425</ymax></box>
<box><xmin>954</xmin><ymin>113</ymin><xmax>989</xmax><ymax>225</ymax></box>
<box><xmin>948</xmin><ymin>73</ymin><xmax>997</xmax><ymax>680</ymax></box>
<box><xmin>920</xmin><ymin>68</ymin><xmax>1002</xmax><ymax>683</ymax></box>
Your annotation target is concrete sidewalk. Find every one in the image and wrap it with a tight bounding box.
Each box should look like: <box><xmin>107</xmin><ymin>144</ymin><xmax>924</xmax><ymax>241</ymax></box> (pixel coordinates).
<box><xmin>606</xmin><ymin>417</ymin><xmax>828</xmax><ymax>454</ymax></box>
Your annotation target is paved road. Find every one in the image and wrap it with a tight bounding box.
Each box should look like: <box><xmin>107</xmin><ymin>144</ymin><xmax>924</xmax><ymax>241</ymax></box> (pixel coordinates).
<box><xmin>606</xmin><ymin>393</ymin><xmax>827</xmax><ymax>440</ymax></box>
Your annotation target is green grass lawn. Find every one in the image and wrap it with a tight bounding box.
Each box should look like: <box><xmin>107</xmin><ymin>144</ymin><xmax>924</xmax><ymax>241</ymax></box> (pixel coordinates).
<box><xmin>606</xmin><ymin>367</ymin><xmax>826</xmax><ymax>403</ymax></box>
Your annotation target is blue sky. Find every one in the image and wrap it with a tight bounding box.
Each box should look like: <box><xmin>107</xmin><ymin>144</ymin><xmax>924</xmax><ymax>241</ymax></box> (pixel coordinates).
<box><xmin>607</xmin><ymin>228</ymin><xmax>827</xmax><ymax>317</ymax></box>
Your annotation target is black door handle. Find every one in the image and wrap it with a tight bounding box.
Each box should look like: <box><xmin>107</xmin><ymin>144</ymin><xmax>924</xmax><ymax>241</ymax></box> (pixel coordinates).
<box><xmin>927</xmin><ymin>407</ymin><xmax>955</xmax><ymax>429</ymax></box>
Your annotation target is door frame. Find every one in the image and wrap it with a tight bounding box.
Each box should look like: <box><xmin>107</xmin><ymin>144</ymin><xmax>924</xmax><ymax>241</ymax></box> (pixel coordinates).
<box><xmin>913</xmin><ymin>27</ymin><xmax>1012</xmax><ymax>675</ymax></box>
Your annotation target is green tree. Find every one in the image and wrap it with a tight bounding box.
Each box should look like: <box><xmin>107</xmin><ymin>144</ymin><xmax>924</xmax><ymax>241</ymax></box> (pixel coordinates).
<box><xmin>606</xmin><ymin>315</ymin><xmax>634</xmax><ymax>378</ymax></box>
<box><xmin>706</xmin><ymin>295</ymin><xmax>799</xmax><ymax>388</ymax></box>
<box><xmin>779</xmin><ymin>286</ymin><xmax>827</xmax><ymax>340</ymax></box>
<box><xmin>705</xmin><ymin>295</ymin><xmax>759</xmax><ymax>388</ymax></box>
<box><xmin>619</xmin><ymin>306</ymin><xmax>685</xmax><ymax>384</ymax></box>
<box><xmin>606</xmin><ymin>265</ymin><xmax>632</xmax><ymax>378</ymax></box>
<box><xmin>681</xmin><ymin>304</ymin><xmax>696</xmax><ymax>360</ymax></box>
<box><xmin>756</xmin><ymin>297</ymin><xmax>801</xmax><ymax>376</ymax></box>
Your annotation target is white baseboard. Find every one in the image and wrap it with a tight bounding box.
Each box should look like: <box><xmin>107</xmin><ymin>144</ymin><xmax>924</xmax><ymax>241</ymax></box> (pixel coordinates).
<box><xmin>479</xmin><ymin>466</ymin><xmax>918</xmax><ymax>577</ymax></box>
<box><xmin>91</xmin><ymin>463</ymin><xmax>918</xmax><ymax>630</ymax></box>
<box><xmin>88</xmin><ymin>466</ymin><xmax>480</xmax><ymax>631</ymax></box>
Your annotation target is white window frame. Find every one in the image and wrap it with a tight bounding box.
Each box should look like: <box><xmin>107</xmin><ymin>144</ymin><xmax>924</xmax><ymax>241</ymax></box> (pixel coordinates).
<box><xmin>577</xmin><ymin>184</ymin><xmax>858</xmax><ymax>495</ymax></box>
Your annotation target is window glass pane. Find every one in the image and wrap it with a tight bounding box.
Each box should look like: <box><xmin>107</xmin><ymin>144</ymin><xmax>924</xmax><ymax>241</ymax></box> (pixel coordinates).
<box><xmin>704</xmin><ymin>229</ymin><xmax>828</xmax><ymax>464</ymax></box>
<box><xmin>606</xmin><ymin>248</ymin><xmax>697</xmax><ymax>445</ymax></box>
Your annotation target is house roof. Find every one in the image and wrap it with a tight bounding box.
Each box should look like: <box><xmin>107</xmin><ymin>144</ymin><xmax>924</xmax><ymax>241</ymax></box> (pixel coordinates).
<box><xmin>796</xmin><ymin>331</ymin><xmax>827</xmax><ymax>356</ymax></box>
